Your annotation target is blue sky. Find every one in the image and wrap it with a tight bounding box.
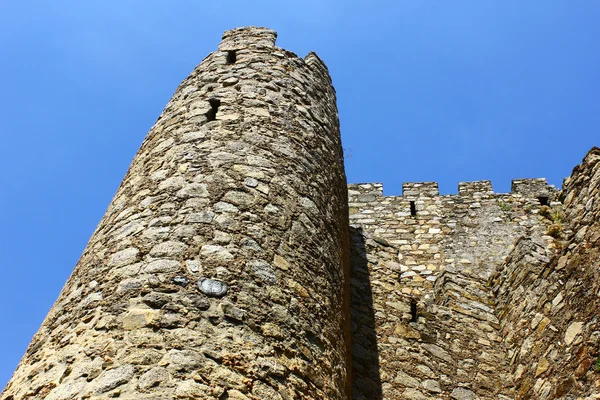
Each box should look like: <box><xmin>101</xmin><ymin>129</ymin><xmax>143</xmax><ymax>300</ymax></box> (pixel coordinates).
<box><xmin>0</xmin><ymin>0</ymin><xmax>598</xmax><ymax>388</ymax></box>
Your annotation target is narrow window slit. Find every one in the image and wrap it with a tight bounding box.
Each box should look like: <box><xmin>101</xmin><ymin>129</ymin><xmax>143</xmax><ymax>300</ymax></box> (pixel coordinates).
<box><xmin>410</xmin><ymin>201</ymin><xmax>417</xmax><ymax>216</ymax></box>
<box><xmin>226</xmin><ymin>50</ymin><xmax>237</xmax><ymax>64</ymax></box>
<box><xmin>206</xmin><ymin>98</ymin><xmax>221</xmax><ymax>121</ymax></box>
<box><xmin>538</xmin><ymin>196</ymin><xmax>549</xmax><ymax>206</ymax></box>
<box><xmin>410</xmin><ymin>299</ymin><xmax>418</xmax><ymax>322</ymax></box>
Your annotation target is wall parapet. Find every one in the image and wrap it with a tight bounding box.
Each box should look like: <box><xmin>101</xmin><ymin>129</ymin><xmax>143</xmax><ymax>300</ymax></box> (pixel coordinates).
<box><xmin>347</xmin><ymin>182</ymin><xmax>383</xmax><ymax>202</ymax></box>
<box><xmin>402</xmin><ymin>182</ymin><xmax>439</xmax><ymax>198</ymax></box>
<box><xmin>218</xmin><ymin>26</ymin><xmax>277</xmax><ymax>50</ymax></box>
<box><xmin>348</xmin><ymin>178</ymin><xmax>557</xmax><ymax>202</ymax></box>
<box><xmin>458</xmin><ymin>180</ymin><xmax>494</xmax><ymax>195</ymax></box>
<box><xmin>511</xmin><ymin>177</ymin><xmax>554</xmax><ymax>198</ymax></box>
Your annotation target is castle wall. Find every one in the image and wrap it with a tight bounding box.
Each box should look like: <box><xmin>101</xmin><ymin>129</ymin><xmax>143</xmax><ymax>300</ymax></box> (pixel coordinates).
<box><xmin>349</xmin><ymin>179</ymin><xmax>557</xmax><ymax>399</ymax></box>
<box><xmin>490</xmin><ymin>147</ymin><xmax>600</xmax><ymax>399</ymax></box>
<box><xmin>2</xmin><ymin>27</ymin><xmax>351</xmax><ymax>400</ymax></box>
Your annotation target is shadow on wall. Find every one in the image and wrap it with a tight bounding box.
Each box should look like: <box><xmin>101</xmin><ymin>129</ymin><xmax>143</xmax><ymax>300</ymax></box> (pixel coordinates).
<box><xmin>349</xmin><ymin>227</ymin><xmax>383</xmax><ymax>400</ymax></box>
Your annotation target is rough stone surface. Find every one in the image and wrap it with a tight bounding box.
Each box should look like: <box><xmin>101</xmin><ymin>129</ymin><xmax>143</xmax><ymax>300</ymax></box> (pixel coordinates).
<box><xmin>197</xmin><ymin>277</ymin><xmax>228</xmax><ymax>297</ymax></box>
<box><xmin>349</xmin><ymin>178</ymin><xmax>558</xmax><ymax>399</ymax></box>
<box><xmin>1</xmin><ymin>26</ymin><xmax>350</xmax><ymax>400</ymax></box>
<box><xmin>349</xmin><ymin>149</ymin><xmax>600</xmax><ymax>400</ymax></box>
<box><xmin>490</xmin><ymin>147</ymin><xmax>600</xmax><ymax>400</ymax></box>
<box><xmin>2</xmin><ymin>25</ymin><xmax>599</xmax><ymax>400</ymax></box>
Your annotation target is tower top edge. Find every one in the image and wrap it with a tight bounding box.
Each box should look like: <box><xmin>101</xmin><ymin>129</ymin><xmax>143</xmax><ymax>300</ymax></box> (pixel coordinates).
<box><xmin>349</xmin><ymin>177</ymin><xmax>558</xmax><ymax>198</ymax></box>
<box><xmin>219</xmin><ymin>26</ymin><xmax>278</xmax><ymax>50</ymax></box>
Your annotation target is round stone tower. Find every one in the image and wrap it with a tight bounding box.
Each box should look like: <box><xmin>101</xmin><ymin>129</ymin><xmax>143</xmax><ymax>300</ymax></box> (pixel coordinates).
<box><xmin>2</xmin><ymin>27</ymin><xmax>351</xmax><ymax>400</ymax></box>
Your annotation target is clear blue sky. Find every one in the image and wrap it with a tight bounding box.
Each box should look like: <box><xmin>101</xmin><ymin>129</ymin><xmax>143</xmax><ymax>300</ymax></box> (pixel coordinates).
<box><xmin>0</xmin><ymin>0</ymin><xmax>598</xmax><ymax>388</ymax></box>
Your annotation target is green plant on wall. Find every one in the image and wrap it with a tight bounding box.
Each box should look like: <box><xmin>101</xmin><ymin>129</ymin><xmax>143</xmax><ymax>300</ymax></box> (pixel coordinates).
<box><xmin>539</xmin><ymin>206</ymin><xmax>564</xmax><ymax>223</ymax></box>
<box><xmin>540</xmin><ymin>205</ymin><xmax>566</xmax><ymax>239</ymax></box>
<box><xmin>547</xmin><ymin>223</ymin><xmax>563</xmax><ymax>239</ymax></box>
<box><xmin>498</xmin><ymin>201</ymin><xmax>511</xmax><ymax>212</ymax></box>
<box><xmin>539</xmin><ymin>206</ymin><xmax>552</xmax><ymax>219</ymax></box>
<box><xmin>551</xmin><ymin>209</ymin><xmax>564</xmax><ymax>224</ymax></box>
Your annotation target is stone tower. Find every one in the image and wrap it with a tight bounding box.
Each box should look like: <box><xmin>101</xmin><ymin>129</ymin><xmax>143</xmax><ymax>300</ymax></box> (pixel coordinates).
<box><xmin>2</xmin><ymin>27</ymin><xmax>351</xmax><ymax>400</ymax></box>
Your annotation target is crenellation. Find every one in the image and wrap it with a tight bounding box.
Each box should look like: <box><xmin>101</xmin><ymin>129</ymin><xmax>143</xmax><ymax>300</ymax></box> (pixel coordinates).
<box><xmin>511</xmin><ymin>177</ymin><xmax>555</xmax><ymax>198</ymax></box>
<box><xmin>458</xmin><ymin>179</ymin><xmax>494</xmax><ymax>195</ymax></box>
<box><xmin>348</xmin><ymin>183</ymin><xmax>384</xmax><ymax>205</ymax></box>
<box><xmin>218</xmin><ymin>26</ymin><xmax>278</xmax><ymax>51</ymax></box>
<box><xmin>402</xmin><ymin>181</ymin><xmax>439</xmax><ymax>198</ymax></box>
<box><xmin>350</xmin><ymin>178</ymin><xmax>558</xmax><ymax>204</ymax></box>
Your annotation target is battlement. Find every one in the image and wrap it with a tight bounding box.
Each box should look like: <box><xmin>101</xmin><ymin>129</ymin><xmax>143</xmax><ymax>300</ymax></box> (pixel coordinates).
<box><xmin>458</xmin><ymin>179</ymin><xmax>494</xmax><ymax>195</ymax></box>
<box><xmin>347</xmin><ymin>182</ymin><xmax>383</xmax><ymax>201</ymax></box>
<box><xmin>402</xmin><ymin>182</ymin><xmax>439</xmax><ymax>198</ymax></box>
<box><xmin>218</xmin><ymin>26</ymin><xmax>277</xmax><ymax>50</ymax></box>
<box><xmin>348</xmin><ymin>177</ymin><xmax>556</xmax><ymax>201</ymax></box>
<box><xmin>511</xmin><ymin>177</ymin><xmax>554</xmax><ymax>198</ymax></box>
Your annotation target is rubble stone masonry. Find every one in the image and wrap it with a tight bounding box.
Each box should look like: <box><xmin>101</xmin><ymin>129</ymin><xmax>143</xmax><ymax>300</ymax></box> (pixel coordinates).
<box><xmin>2</xmin><ymin>26</ymin><xmax>599</xmax><ymax>400</ymax></box>
<box><xmin>491</xmin><ymin>147</ymin><xmax>600</xmax><ymax>399</ymax></box>
<box><xmin>2</xmin><ymin>27</ymin><xmax>351</xmax><ymax>400</ymax></box>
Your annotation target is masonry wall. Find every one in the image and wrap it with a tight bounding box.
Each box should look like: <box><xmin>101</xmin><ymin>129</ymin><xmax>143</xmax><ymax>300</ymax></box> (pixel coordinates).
<box><xmin>349</xmin><ymin>179</ymin><xmax>557</xmax><ymax>399</ymax></box>
<box><xmin>2</xmin><ymin>27</ymin><xmax>351</xmax><ymax>400</ymax></box>
<box><xmin>490</xmin><ymin>147</ymin><xmax>600</xmax><ymax>399</ymax></box>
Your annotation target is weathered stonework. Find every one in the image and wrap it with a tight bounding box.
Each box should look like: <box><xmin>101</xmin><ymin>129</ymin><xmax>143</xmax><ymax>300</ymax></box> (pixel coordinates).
<box><xmin>349</xmin><ymin>149</ymin><xmax>600</xmax><ymax>399</ymax></box>
<box><xmin>2</xmin><ymin>27</ymin><xmax>350</xmax><ymax>400</ymax></box>
<box><xmin>490</xmin><ymin>148</ymin><xmax>600</xmax><ymax>399</ymax></box>
<box><xmin>349</xmin><ymin>178</ymin><xmax>560</xmax><ymax>399</ymax></box>
<box><xmin>2</xmin><ymin>26</ymin><xmax>599</xmax><ymax>400</ymax></box>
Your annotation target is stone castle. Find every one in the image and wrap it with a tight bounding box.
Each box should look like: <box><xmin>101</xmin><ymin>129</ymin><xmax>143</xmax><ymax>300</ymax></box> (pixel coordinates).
<box><xmin>2</xmin><ymin>27</ymin><xmax>599</xmax><ymax>400</ymax></box>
